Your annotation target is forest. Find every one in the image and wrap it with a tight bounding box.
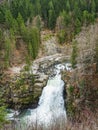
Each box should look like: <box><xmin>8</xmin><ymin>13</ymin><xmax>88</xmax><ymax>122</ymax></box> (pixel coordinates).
<box><xmin>0</xmin><ymin>0</ymin><xmax>98</xmax><ymax>129</ymax></box>
<box><xmin>0</xmin><ymin>0</ymin><xmax>97</xmax><ymax>67</ymax></box>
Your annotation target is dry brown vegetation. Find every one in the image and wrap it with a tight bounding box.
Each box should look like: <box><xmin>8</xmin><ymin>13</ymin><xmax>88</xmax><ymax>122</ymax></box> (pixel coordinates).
<box><xmin>1</xmin><ymin>108</ymin><xmax>98</xmax><ymax>130</ymax></box>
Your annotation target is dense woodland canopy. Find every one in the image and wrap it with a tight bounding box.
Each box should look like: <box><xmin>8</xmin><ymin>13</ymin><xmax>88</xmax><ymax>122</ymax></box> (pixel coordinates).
<box><xmin>0</xmin><ymin>0</ymin><xmax>97</xmax><ymax>70</ymax></box>
<box><xmin>0</xmin><ymin>0</ymin><xmax>98</xmax><ymax>32</ymax></box>
<box><xmin>0</xmin><ymin>0</ymin><xmax>98</xmax><ymax>72</ymax></box>
<box><xmin>0</xmin><ymin>0</ymin><xmax>98</xmax><ymax>27</ymax></box>
<box><xmin>0</xmin><ymin>0</ymin><xmax>98</xmax><ymax>47</ymax></box>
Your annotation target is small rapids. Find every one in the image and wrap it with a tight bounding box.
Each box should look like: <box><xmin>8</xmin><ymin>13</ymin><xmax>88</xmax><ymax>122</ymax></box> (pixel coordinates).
<box><xmin>8</xmin><ymin>63</ymin><xmax>71</xmax><ymax>130</ymax></box>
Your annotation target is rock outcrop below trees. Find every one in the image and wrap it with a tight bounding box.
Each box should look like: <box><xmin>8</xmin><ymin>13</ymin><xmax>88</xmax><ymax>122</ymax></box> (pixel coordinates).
<box><xmin>0</xmin><ymin>53</ymin><xmax>70</xmax><ymax>110</ymax></box>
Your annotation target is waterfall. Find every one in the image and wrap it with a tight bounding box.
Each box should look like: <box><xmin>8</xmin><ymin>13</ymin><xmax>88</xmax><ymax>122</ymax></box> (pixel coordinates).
<box><xmin>8</xmin><ymin>63</ymin><xmax>72</xmax><ymax>129</ymax></box>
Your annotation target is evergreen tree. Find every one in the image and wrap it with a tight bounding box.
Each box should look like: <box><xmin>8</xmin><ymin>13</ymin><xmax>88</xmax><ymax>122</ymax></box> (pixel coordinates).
<box><xmin>28</xmin><ymin>42</ymin><xmax>34</xmax><ymax>59</ymax></box>
<box><xmin>75</xmin><ymin>18</ymin><xmax>81</xmax><ymax>34</ymax></box>
<box><xmin>0</xmin><ymin>0</ymin><xmax>98</xmax><ymax>31</ymax></box>
<box><xmin>83</xmin><ymin>10</ymin><xmax>89</xmax><ymax>25</ymax></box>
<box><xmin>35</xmin><ymin>0</ymin><xmax>41</xmax><ymax>15</ymax></box>
<box><xmin>5</xmin><ymin>9</ymin><xmax>14</xmax><ymax>28</ymax></box>
<box><xmin>91</xmin><ymin>0</ymin><xmax>96</xmax><ymax>13</ymax></box>
<box><xmin>66</xmin><ymin>0</ymin><xmax>70</xmax><ymax>12</ymax></box>
<box><xmin>17</xmin><ymin>13</ymin><xmax>26</xmax><ymax>35</ymax></box>
<box><xmin>0</xmin><ymin>10</ymin><xmax>5</xmax><ymax>23</ymax></box>
<box><xmin>4</xmin><ymin>37</ymin><xmax>11</xmax><ymax>67</ymax></box>
<box><xmin>30</xmin><ymin>27</ymin><xmax>40</xmax><ymax>59</ymax></box>
<box><xmin>48</xmin><ymin>9</ymin><xmax>55</xmax><ymax>29</ymax></box>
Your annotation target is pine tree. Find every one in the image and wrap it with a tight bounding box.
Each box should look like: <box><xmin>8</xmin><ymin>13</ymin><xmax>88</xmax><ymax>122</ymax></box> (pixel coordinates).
<box><xmin>5</xmin><ymin>10</ymin><xmax>14</xmax><ymax>28</ymax></box>
<box><xmin>17</xmin><ymin>13</ymin><xmax>26</xmax><ymax>35</ymax></box>
<box><xmin>75</xmin><ymin>18</ymin><xmax>81</xmax><ymax>34</ymax></box>
<box><xmin>4</xmin><ymin>37</ymin><xmax>11</xmax><ymax>67</ymax></box>
<box><xmin>28</xmin><ymin>42</ymin><xmax>33</xmax><ymax>59</ymax></box>
<box><xmin>66</xmin><ymin>0</ymin><xmax>70</xmax><ymax>12</ymax></box>
<box><xmin>83</xmin><ymin>10</ymin><xmax>89</xmax><ymax>25</ymax></box>
<box><xmin>91</xmin><ymin>0</ymin><xmax>96</xmax><ymax>13</ymax></box>
<box><xmin>31</xmin><ymin>27</ymin><xmax>40</xmax><ymax>59</ymax></box>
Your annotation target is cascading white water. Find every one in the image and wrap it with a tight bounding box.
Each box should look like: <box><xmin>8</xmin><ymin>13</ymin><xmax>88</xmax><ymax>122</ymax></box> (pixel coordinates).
<box><xmin>8</xmin><ymin>63</ymin><xmax>72</xmax><ymax>129</ymax></box>
<box><xmin>17</xmin><ymin>64</ymin><xmax>67</xmax><ymax>129</ymax></box>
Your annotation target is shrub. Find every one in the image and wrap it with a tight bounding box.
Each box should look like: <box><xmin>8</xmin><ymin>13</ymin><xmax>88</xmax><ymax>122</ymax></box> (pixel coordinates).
<box><xmin>57</xmin><ymin>30</ymin><xmax>66</xmax><ymax>44</ymax></box>
<box><xmin>71</xmin><ymin>40</ymin><xmax>78</xmax><ymax>68</ymax></box>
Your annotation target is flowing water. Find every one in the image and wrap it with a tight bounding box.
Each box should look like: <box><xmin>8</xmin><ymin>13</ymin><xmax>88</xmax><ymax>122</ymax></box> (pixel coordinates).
<box><xmin>8</xmin><ymin>63</ymin><xmax>71</xmax><ymax>130</ymax></box>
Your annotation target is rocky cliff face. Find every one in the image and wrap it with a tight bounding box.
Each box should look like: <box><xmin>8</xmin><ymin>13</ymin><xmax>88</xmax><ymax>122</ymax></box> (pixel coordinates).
<box><xmin>1</xmin><ymin>53</ymin><xmax>70</xmax><ymax>110</ymax></box>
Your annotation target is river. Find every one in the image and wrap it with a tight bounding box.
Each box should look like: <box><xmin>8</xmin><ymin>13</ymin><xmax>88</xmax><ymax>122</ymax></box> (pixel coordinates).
<box><xmin>7</xmin><ymin>63</ymin><xmax>71</xmax><ymax>130</ymax></box>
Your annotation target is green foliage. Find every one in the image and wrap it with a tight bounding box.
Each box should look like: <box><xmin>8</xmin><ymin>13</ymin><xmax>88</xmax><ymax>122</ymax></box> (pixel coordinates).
<box><xmin>29</xmin><ymin>27</ymin><xmax>40</xmax><ymax>59</ymax></box>
<box><xmin>22</xmin><ymin>26</ymin><xmax>40</xmax><ymax>59</ymax></box>
<box><xmin>10</xmin><ymin>0</ymin><xmax>34</xmax><ymax>22</ymax></box>
<box><xmin>28</xmin><ymin>42</ymin><xmax>34</xmax><ymax>59</ymax></box>
<box><xmin>9</xmin><ymin>28</ymin><xmax>15</xmax><ymax>42</ymax></box>
<box><xmin>48</xmin><ymin>1</ymin><xmax>56</xmax><ymax>29</ymax></box>
<box><xmin>71</xmin><ymin>40</ymin><xmax>78</xmax><ymax>68</ymax></box>
<box><xmin>83</xmin><ymin>10</ymin><xmax>95</xmax><ymax>25</ymax></box>
<box><xmin>0</xmin><ymin>3</ymin><xmax>8</xmax><ymax>23</ymax></box>
<box><xmin>5</xmin><ymin>9</ymin><xmax>18</xmax><ymax>33</ymax></box>
<box><xmin>67</xmin><ymin>100</ymin><xmax>75</xmax><ymax>117</ymax></box>
<box><xmin>0</xmin><ymin>106</ymin><xmax>7</xmax><ymax>127</ymax></box>
<box><xmin>0</xmin><ymin>92</ymin><xmax>7</xmax><ymax>128</ymax></box>
<box><xmin>5</xmin><ymin>9</ymin><xmax>14</xmax><ymax>28</ymax></box>
<box><xmin>0</xmin><ymin>0</ymin><xmax>98</xmax><ymax>29</ymax></box>
<box><xmin>75</xmin><ymin>18</ymin><xmax>81</xmax><ymax>34</ymax></box>
<box><xmin>0</xmin><ymin>0</ymin><xmax>98</xmax><ymax>66</ymax></box>
<box><xmin>60</xmin><ymin>10</ymin><xmax>71</xmax><ymax>26</ymax></box>
<box><xmin>4</xmin><ymin>37</ymin><xmax>12</xmax><ymax>68</ymax></box>
<box><xmin>16</xmin><ymin>73</ymin><xmax>35</xmax><ymax>89</ymax></box>
<box><xmin>48</xmin><ymin>9</ymin><xmax>55</xmax><ymax>29</ymax></box>
<box><xmin>43</xmin><ymin>33</ymin><xmax>53</xmax><ymax>41</ymax></box>
<box><xmin>68</xmin><ymin>85</ymin><xmax>74</xmax><ymax>94</ymax></box>
<box><xmin>17</xmin><ymin>13</ymin><xmax>26</xmax><ymax>35</ymax></box>
<box><xmin>0</xmin><ymin>0</ymin><xmax>97</xmax><ymax>31</ymax></box>
<box><xmin>57</xmin><ymin>30</ymin><xmax>66</xmax><ymax>44</ymax></box>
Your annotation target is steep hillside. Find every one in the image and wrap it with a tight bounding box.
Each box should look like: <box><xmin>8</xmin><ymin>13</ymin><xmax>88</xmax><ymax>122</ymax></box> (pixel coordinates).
<box><xmin>62</xmin><ymin>22</ymin><xmax>98</xmax><ymax>129</ymax></box>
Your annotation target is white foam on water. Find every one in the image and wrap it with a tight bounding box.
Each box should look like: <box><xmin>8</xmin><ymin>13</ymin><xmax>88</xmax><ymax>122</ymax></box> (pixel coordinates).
<box><xmin>19</xmin><ymin>64</ymin><xmax>67</xmax><ymax>129</ymax></box>
<box><xmin>8</xmin><ymin>63</ymin><xmax>71</xmax><ymax>129</ymax></box>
